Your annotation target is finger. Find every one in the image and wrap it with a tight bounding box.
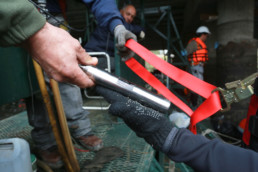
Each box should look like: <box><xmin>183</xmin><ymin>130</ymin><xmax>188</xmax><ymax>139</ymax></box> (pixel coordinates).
<box><xmin>118</xmin><ymin>49</ymin><xmax>134</xmax><ymax>60</ymax></box>
<box><xmin>109</xmin><ymin>102</ymin><xmax>128</xmax><ymax>117</ymax></box>
<box><xmin>44</xmin><ymin>62</ymin><xmax>95</xmax><ymax>88</ymax></box>
<box><xmin>77</xmin><ymin>47</ymin><xmax>98</xmax><ymax>66</ymax></box>
<box><xmin>69</xmin><ymin>66</ymin><xmax>95</xmax><ymax>88</ymax></box>
<box><xmin>95</xmin><ymin>85</ymin><xmax>127</xmax><ymax>103</ymax></box>
<box><xmin>109</xmin><ymin>99</ymin><xmax>142</xmax><ymax>118</ymax></box>
<box><xmin>125</xmin><ymin>32</ymin><xmax>137</xmax><ymax>41</ymax></box>
<box><xmin>116</xmin><ymin>43</ymin><xmax>127</xmax><ymax>52</ymax></box>
<box><xmin>117</xmin><ymin>34</ymin><xmax>126</xmax><ymax>48</ymax></box>
<box><xmin>57</xmin><ymin>62</ymin><xmax>95</xmax><ymax>88</ymax></box>
<box><xmin>124</xmin><ymin>50</ymin><xmax>135</xmax><ymax>60</ymax></box>
<box><xmin>127</xmin><ymin>51</ymin><xmax>135</xmax><ymax>58</ymax></box>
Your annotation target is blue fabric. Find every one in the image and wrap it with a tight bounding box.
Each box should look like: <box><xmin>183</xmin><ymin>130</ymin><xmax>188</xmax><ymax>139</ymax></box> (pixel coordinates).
<box><xmin>84</xmin><ymin>22</ymin><xmax>144</xmax><ymax>56</ymax></box>
<box><xmin>166</xmin><ymin>128</ymin><xmax>258</xmax><ymax>172</ymax></box>
<box><xmin>82</xmin><ymin>0</ymin><xmax>123</xmax><ymax>32</ymax></box>
<box><xmin>46</xmin><ymin>0</ymin><xmax>62</xmax><ymax>13</ymax></box>
<box><xmin>162</xmin><ymin>127</ymin><xmax>178</xmax><ymax>154</ymax></box>
<box><xmin>47</xmin><ymin>0</ymin><xmax>123</xmax><ymax>32</ymax></box>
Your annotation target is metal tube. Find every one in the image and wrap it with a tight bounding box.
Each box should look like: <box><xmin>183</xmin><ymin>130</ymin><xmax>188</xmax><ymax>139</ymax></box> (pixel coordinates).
<box><xmin>81</xmin><ymin>66</ymin><xmax>171</xmax><ymax>113</ymax></box>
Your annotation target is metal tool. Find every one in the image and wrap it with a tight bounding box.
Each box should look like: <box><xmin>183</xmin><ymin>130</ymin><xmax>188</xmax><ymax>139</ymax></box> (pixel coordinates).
<box><xmin>80</xmin><ymin>66</ymin><xmax>172</xmax><ymax>113</ymax></box>
<box><xmin>212</xmin><ymin>72</ymin><xmax>258</xmax><ymax>112</ymax></box>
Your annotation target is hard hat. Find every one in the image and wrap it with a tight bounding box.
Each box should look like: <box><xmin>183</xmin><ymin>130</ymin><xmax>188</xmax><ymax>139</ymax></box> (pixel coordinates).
<box><xmin>196</xmin><ymin>26</ymin><xmax>211</xmax><ymax>34</ymax></box>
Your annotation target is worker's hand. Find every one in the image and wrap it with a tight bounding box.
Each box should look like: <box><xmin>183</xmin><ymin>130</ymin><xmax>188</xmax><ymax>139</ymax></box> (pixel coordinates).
<box><xmin>114</xmin><ymin>25</ymin><xmax>137</xmax><ymax>61</ymax></box>
<box><xmin>95</xmin><ymin>85</ymin><xmax>174</xmax><ymax>152</ymax></box>
<box><xmin>23</xmin><ymin>23</ymin><xmax>98</xmax><ymax>88</ymax></box>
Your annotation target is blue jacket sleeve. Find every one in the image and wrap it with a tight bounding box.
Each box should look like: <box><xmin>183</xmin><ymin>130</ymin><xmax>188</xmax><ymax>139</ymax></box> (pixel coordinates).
<box><xmin>164</xmin><ymin>128</ymin><xmax>258</xmax><ymax>172</ymax></box>
<box><xmin>82</xmin><ymin>0</ymin><xmax>124</xmax><ymax>32</ymax></box>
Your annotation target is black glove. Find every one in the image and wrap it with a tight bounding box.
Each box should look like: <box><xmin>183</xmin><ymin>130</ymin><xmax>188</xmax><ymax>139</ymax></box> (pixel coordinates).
<box><xmin>95</xmin><ymin>85</ymin><xmax>174</xmax><ymax>152</ymax></box>
<box><xmin>114</xmin><ymin>25</ymin><xmax>137</xmax><ymax>61</ymax></box>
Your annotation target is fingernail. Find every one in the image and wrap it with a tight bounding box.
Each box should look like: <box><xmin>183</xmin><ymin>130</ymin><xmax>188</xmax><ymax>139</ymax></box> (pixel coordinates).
<box><xmin>92</xmin><ymin>57</ymin><xmax>98</xmax><ymax>62</ymax></box>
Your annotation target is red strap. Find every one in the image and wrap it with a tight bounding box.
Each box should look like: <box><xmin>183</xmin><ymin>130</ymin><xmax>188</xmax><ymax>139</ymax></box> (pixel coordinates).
<box><xmin>242</xmin><ymin>95</ymin><xmax>258</xmax><ymax>145</ymax></box>
<box><xmin>125</xmin><ymin>39</ymin><xmax>222</xmax><ymax>134</ymax></box>
<box><xmin>189</xmin><ymin>92</ymin><xmax>222</xmax><ymax>132</ymax></box>
<box><xmin>126</xmin><ymin>58</ymin><xmax>193</xmax><ymax>115</ymax></box>
<box><xmin>126</xmin><ymin>40</ymin><xmax>215</xmax><ymax>98</ymax></box>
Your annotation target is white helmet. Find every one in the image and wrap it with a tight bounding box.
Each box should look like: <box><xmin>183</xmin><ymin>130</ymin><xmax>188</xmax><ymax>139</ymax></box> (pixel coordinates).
<box><xmin>196</xmin><ymin>26</ymin><xmax>211</xmax><ymax>34</ymax></box>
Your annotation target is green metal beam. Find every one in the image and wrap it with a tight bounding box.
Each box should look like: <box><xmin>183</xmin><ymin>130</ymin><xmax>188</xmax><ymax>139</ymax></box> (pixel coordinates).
<box><xmin>0</xmin><ymin>47</ymin><xmax>39</xmax><ymax>106</ymax></box>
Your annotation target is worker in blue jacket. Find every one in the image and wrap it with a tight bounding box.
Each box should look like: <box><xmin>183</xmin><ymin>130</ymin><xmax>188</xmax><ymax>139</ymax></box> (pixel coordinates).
<box><xmin>96</xmin><ymin>84</ymin><xmax>258</xmax><ymax>172</ymax></box>
<box><xmin>84</xmin><ymin>4</ymin><xmax>145</xmax><ymax>71</ymax></box>
<box><xmin>25</xmin><ymin>0</ymin><xmax>137</xmax><ymax>169</ymax></box>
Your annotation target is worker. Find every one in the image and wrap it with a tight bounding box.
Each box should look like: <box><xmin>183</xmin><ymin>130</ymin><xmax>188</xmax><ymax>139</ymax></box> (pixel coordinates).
<box><xmin>1</xmin><ymin>0</ymin><xmax>137</xmax><ymax>169</ymax></box>
<box><xmin>186</xmin><ymin>26</ymin><xmax>211</xmax><ymax>107</ymax></box>
<box><xmin>84</xmin><ymin>4</ymin><xmax>145</xmax><ymax>72</ymax></box>
<box><xmin>95</xmin><ymin>84</ymin><xmax>258</xmax><ymax>172</ymax></box>
<box><xmin>186</xmin><ymin>26</ymin><xmax>210</xmax><ymax>80</ymax></box>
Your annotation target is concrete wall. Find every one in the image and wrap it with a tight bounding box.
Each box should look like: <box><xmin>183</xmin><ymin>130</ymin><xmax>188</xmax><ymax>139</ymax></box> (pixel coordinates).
<box><xmin>182</xmin><ymin>0</ymin><xmax>257</xmax><ymax>126</ymax></box>
<box><xmin>217</xmin><ymin>0</ymin><xmax>255</xmax><ymax>45</ymax></box>
<box><xmin>216</xmin><ymin>0</ymin><xmax>257</xmax><ymax>125</ymax></box>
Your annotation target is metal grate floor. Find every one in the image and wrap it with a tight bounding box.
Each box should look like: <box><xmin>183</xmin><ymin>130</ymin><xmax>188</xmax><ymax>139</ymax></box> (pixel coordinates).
<box><xmin>0</xmin><ymin>109</ymin><xmax>158</xmax><ymax>172</ymax></box>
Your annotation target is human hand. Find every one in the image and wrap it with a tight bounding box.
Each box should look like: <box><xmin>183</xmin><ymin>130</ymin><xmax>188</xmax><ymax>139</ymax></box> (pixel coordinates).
<box><xmin>95</xmin><ymin>85</ymin><xmax>174</xmax><ymax>151</ymax></box>
<box><xmin>114</xmin><ymin>25</ymin><xmax>137</xmax><ymax>61</ymax></box>
<box><xmin>23</xmin><ymin>22</ymin><xmax>98</xmax><ymax>88</ymax></box>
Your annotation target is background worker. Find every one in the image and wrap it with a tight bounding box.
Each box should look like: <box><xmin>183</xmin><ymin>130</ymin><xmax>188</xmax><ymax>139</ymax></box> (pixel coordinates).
<box><xmin>186</xmin><ymin>26</ymin><xmax>210</xmax><ymax>80</ymax></box>
<box><xmin>1</xmin><ymin>0</ymin><xmax>137</xmax><ymax>169</ymax></box>
<box><xmin>84</xmin><ymin>4</ymin><xmax>145</xmax><ymax>72</ymax></box>
<box><xmin>96</xmin><ymin>84</ymin><xmax>258</xmax><ymax>172</ymax></box>
<box><xmin>185</xmin><ymin>26</ymin><xmax>211</xmax><ymax>107</ymax></box>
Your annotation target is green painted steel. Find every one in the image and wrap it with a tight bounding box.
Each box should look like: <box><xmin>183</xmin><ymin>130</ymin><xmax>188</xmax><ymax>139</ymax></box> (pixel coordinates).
<box><xmin>118</xmin><ymin>56</ymin><xmax>145</xmax><ymax>86</ymax></box>
<box><xmin>0</xmin><ymin>47</ymin><xmax>39</xmax><ymax>106</ymax></box>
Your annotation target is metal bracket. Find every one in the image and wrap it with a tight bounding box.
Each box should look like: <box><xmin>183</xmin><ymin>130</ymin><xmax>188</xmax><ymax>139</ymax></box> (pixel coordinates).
<box><xmin>82</xmin><ymin>52</ymin><xmax>111</xmax><ymax>110</ymax></box>
<box><xmin>212</xmin><ymin>72</ymin><xmax>258</xmax><ymax>112</ymax></box>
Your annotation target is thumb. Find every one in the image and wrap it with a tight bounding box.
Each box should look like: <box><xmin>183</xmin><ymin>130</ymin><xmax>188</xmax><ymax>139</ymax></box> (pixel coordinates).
<box><xmin>117</xmin><ymin>33</ymin><xmax>126</xmax><ymax>48</ymax></box>
<box><xmin>77</xmin><ymin>48</ymin><xmax>98</xmax><ymax>66</ymax></box>
<box><xmin>125</xmin><ymin>32</ymin><xmax>137</xmax><ymax>41</ymax></box>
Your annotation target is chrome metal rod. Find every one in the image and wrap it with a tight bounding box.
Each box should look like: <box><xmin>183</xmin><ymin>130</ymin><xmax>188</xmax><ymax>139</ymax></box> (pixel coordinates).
<box><xmin>81</xmin><ymin>66</ymin><xmax>171</xmax><ymax>113</ymax></box>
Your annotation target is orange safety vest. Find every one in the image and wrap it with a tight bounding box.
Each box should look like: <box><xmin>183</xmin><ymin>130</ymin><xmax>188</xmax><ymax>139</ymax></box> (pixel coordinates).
<box><xmin>187</xmin><ymin>37</ymin><xmax>208</xmax><ymax>65</ymax></box>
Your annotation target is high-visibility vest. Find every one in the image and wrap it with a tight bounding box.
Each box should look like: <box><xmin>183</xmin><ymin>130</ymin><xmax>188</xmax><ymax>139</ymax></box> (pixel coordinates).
<box><xmin>187</xmin><ymin>37</ymin><xmax>208</xmax><ymax>65</ymax></box>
